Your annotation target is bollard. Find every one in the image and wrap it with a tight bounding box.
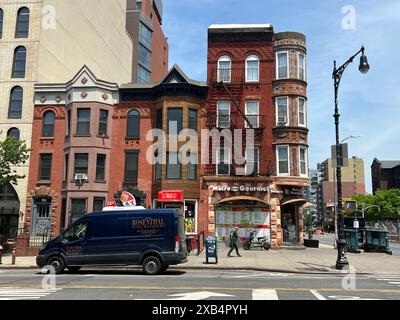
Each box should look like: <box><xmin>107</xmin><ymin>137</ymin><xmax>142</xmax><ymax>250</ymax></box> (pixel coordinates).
<box><xmin>11</xmin><ymin>248</ymin><xmax>16</xmax><ymax>265</ymax></box>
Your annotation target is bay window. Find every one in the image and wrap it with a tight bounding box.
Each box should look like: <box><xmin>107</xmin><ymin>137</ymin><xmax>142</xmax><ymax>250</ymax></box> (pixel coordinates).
<box><xmin>277</xmin><ymin>145</ymin><xmax>290</xmax><ymax>176</ymax></box>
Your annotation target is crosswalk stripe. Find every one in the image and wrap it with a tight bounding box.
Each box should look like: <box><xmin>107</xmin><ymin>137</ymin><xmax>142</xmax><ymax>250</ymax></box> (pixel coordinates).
<box><xmin>252</xmin><ymin>289</ymin><xmax>279</xmax><ymax>300</ymax></box>
<box><xmin>388</xmin><ymin>282</ymin><xmax>400</xmax><ymax>285</ymax></box>
<box><xmin>310</xmin><ymin>290</ymin><xmax>326</xmax><ymax>300</ymax></box>
<box><xmin>0</xmin><ymin>287</ymin><xmax>60</xmax><ymax>300</ymax></box>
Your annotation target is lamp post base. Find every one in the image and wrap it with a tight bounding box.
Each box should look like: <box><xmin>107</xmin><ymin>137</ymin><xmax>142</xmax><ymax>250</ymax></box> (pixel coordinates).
<box><xmin>336</xmin><ymin>239</ymin><xmax>349</xmax><ymax>270</ymax></box>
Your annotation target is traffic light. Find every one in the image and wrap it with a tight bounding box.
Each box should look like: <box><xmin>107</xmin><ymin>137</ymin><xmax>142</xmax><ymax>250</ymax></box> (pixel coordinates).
<box><xmin>343</xmin><ymin>199</ymin><xmax>357</xmax><ymax>213</ymax></box>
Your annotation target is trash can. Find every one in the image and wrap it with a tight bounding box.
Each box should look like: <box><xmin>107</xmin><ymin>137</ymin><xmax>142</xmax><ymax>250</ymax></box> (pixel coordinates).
<box><xmin>205</xmin><ymin>236</ymin><xmax>218</xmax><ymax>264</ymax></box>
<box><xmin>365</xmin><ymin>228</ymin><xmax>392</xmax><ymax>255</ymax></box>
<box><xmin>344</xmin><ymin>229</ymin><xmax>361</xmax><ymax>253</ymax></box>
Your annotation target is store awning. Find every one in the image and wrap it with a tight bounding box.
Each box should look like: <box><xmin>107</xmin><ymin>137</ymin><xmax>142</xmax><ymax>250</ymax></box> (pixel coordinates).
<box><xmin>280</xmin><ymin>196</ymin><xmax>308</xmax><ymax>207</ymax></box>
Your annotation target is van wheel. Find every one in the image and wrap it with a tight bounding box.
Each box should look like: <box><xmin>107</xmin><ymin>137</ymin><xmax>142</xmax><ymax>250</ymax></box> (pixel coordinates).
<box><xmin>47</xmin><ymin>256</ymin><xmax>65</xmax><ymax>274</ymax></box>
<box><xmin>67</xmin><ymin>266</ymin><xmax>81</xmax><ymax>273</ymax></box>
<box><xmin>161</xmin><ymin>265</ymin><xmax>169</xmax><ymax>273</ymax></box>
<box><xmin>142</xmin><ymin>256</ymin><xmax>162</xmax><ymax>275</ymax></box>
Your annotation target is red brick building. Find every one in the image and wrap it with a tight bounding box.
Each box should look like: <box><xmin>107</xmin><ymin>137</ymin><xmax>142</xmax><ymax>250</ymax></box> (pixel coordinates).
<box><xmin>200</xmin><ymin>25</ymin><xmax>309</xmax><ymax>248</ymax></box>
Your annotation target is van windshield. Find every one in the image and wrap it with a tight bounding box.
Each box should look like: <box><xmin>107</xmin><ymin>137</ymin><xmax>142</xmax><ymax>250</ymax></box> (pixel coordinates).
<box><xmin>61</xmin><ymin>221</ymin><xmax>88</xmax><ymax>243</ymax></box>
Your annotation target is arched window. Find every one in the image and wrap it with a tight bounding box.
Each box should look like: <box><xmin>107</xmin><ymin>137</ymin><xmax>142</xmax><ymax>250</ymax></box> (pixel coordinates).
<box><xmin>127</xmin><ymin>109</ymin><xmax>140</xmax><ymax>138</ymax></box>
<box><xmin>0</xmin><ymin>8</ymin><xmax>4</xmax><ymax>39</ymax></box>
<box><xmin>218</xmin><ymin>55</ymin><xmax>231</xmax><ymax>82</ymax></box>
<box><xmin>12</xmin><ymin>46</ymin><xmax>26</xmax><ymax>78</ymax></box>
<box><xmin>15</xmin><ymin>7</ymin><xmax>30</xmax><ymax>38</ymax></box>
<box><xmin>245</xmin><ymin>55</ymin><xmax>259</xmax><ymax>82</ymax></box>
<box><xmin>42</xmin><ymin>111</ymin><xmax>55</xmax><ymax>137</ymax></box>
<box><xmin>8</xmin><ymin>86</ymin><xmax>23</xmax><ymax>119</ymax></box>
<box><xmin>7</xmin><ymin>128</ymin><xmax>20</xmax><ymax>141</ymax></box>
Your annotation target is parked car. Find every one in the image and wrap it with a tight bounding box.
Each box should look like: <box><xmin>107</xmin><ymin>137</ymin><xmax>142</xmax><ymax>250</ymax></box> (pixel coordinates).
<box><xmin>36</xmin><ymin>208</ymin><xmax>188</xmax><ymax>275</ymax></box>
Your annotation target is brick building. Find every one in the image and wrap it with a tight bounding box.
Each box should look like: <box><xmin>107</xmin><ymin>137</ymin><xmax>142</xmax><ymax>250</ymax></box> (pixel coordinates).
<box><xmin>200</xmin><ymin>25</ymin><xmax>310</xmax><ymax>248</ymax></box>
<box><xmin>371</xmin><ymin>158</ymin><xmax>400</xmax><ymax>194</ymax></box>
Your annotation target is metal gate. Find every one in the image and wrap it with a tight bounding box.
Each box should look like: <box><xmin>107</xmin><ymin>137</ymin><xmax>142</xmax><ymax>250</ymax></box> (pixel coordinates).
<box><xmin>31</xmin><ymin>197</ymin><xmax>52</xmax><ymax>237</ymax></box>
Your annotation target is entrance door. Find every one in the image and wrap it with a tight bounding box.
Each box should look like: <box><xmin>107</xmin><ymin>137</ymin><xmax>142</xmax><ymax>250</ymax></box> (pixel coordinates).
<box><xmin>281</xmin><ymin>204</ymin><xmax>299</xmax><ymax>244</ymax></box>
<box><xmin>31</xmin><ymin>197</ymin><xmax>52</xmax><ymax>237</ymax></box>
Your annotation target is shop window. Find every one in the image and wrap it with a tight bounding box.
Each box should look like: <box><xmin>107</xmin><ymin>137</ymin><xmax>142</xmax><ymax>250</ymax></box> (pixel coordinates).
<box><xmin>98</xmin><ymin>109</ymin><xmax>108</xmax><ymax>136</ymax></box>
<box><xmin>127</xmin><ymin>109</ymin><xmax>140</xmax><ymax>139</ymax></box>
<box><xmin>42</xmin><ymin>111</ymin><xmax>55</xmax><ymax>137</ymax></box>
<box><xmin>70</xmin><ymin>198</ymin><xmax>87</xmax><ymax>224</ymax></box>
<box><xmin>15</xmin><ymin>7</ymin><xmax>30</xmax><ymax>38</ymax></box>
<box><xmin>245</xmin><ymin>55</ymin><xmax>259</xmax><ymax>82</ymax></box>
<box><xmin>39</xmin><ymin>154</ymin><xmax>52</xmax><ymax>180</ymax></box>
<box><xmin>245</xmin><ymin>100</ymin><xmax>259</xmax><ymax>128</ymax></box>
<box><xmin>216</xmin><ymin>101</ymin><xmax>230</xmax><ymax>128</ymax></box>
<box><xmin>217</xmin><ymin>148</ymin><xmax>230</xmax><ymax>176</ymax></box>
<box><xmin>217</xmin><ymin>55</ymin><xmax>231</xmax><ymax>82</ymax></box>
<box><xmin>166</xmin><ymin>152</ymin><xmax>181</xmax><ymax>180</ymax></box>
<box><xmin>74</xmin><ymin>153</ymin><xmax>88</xmax><ymax>175</ymax></box>
<box><xmin>167</xmin><ymin>108</ymin><xmax>183</xmax><ymax>134</ymax></box>
<box><xmin>276</xmin><ymin>51</ymin><xmax>288</xmax><ymax>79</ymax></box>
<box><xmin>276</xmin><ymin>97</ymin><xmax>289</xmax><ymax>126</ymax></box>
<box><xmin>76</xmin><ymin>109</ymin><xmax>91</xmax><ymax>135</ymax></box>
<box><xmin>298</xmin><ymin>98</ymin><xmax>307</xmax><ymax>127</ymax></box>
<box><xmin>277</xmin><ymin>145</ymin><xmax>290</xmax><ymax>176</ymax></box>
<box><xmin>95</xmin><ymin>154</ymin><xmax>106</xmax><ymax>181</ymax></box>
<box><xmin>124</xmin><ymin>150</ymin><xmax>139</xmax><ymax>183</ymax></box>
<box><xmin>8</xmin><ymin>86</ymin><xmax>23</xmax><ymax>119</ymax></box>
<box><xmin>185</xmin><ymin>201</ymin><xmax>197</xmax><ymax>234</ymax></box>
<box><xmin>12</xmin><ymin>46</ymin><xmax>26</xmax><ymax>78</ymax></box>
<box><xmin>7</xmin><ymin>127</ymin><xmax>20</xmax><ymax>140</ymax></box>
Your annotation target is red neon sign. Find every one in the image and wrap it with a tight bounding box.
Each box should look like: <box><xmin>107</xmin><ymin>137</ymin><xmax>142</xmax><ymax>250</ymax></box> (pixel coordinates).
<box><xmin>158</xmin><ymin>190</ymin><xmax>184</xmax><ymax>202</ymax></box>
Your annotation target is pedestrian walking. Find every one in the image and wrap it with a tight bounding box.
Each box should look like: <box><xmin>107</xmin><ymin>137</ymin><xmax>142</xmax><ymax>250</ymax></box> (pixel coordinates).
<box><xmin>228</xmin><ymin>227</ymin><xmax>241</xmax><ymax>257</ymax></box>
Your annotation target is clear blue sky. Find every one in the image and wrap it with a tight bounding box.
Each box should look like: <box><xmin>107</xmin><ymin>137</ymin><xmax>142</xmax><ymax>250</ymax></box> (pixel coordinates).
<box><xmin>163</xmin><ymin>0</ymin><xmax>400</xmax><ymax>193</ymax></box>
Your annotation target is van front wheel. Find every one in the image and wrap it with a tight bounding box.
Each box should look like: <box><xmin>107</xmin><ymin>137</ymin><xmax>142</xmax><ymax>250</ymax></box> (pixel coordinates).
<box><xmin>143</xmin><ymin>256</ymin><xmax>162</xmax><ymax>275</ymax></box>
<box><xmin>47</xmin><ymin>256</ymin><xmax>65</xmax><ymax>274</ymax></box>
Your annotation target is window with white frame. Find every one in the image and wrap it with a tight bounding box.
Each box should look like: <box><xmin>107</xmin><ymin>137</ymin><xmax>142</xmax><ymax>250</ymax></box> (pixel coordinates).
<box><xmin>216</xmin><ymin>101</ymin><xmax>230</xmax><ymax>128</ymax></box>
<box><xmin>298</xmin><ymin>53</ymin><xmax>306</xmax><ymax>81</ymax></box>
<box><xmin>217</xmin><ymin>56</ymin><xmax>231</xmax><ymax>82</ymax></box>
<box><xmin>299</xmin><ymin>146</ymin><xmax>308</xmax><ymax>176</ymax></box>
<box><xmin>298</xmin><ymin>97</ymin><xmax>307</xmax><ymax>127</ymax></box>
<box><xmin>217</xmin><ymin>148</ymin><xmax>230</xmax><ymax>176</ymax></box>
<box><xmin>245</xmin><ymin>100</ymin><xmax>259</xmax><ymax>128</ymax></box>
<box><xmin>277</xmin><ymin>145</ymin><xmax>290</xmax><ymax>176</ymax></box>
<box><xmin>245</xmin><ymin>55</ymin><xmax>259</xmax><ymax>82</ymax></box>
<box><xmin>245</xmin><ymin>147</ymin><xmax>259</xmax><ymax>176</ymax></box>
<box><xmin>276</xmin><ymin>97</ymin><xmax>289</xmax><ymax>126</ymax></box>
<box><xmin>276</xmin><ymin>52</ymin><xmax>288</xmax><ymax>79</ymax></box>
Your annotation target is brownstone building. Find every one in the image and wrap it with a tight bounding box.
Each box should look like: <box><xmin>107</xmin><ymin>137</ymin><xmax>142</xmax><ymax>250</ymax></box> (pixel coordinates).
<box><xmin>200</xmin><ymin>25</ymin><xmax>309</xmax><ymax>248</ymax></box>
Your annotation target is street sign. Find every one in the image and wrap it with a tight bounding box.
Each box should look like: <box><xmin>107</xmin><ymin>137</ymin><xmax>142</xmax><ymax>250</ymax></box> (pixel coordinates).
<box><xmin>331</xmin><ymin>143</ymin><xmax>349</xmax><ymax>168</ymax></box>
<box><xmin>353</xmin><ymin>220</ymin><xmax>359</xmax><ymax>229</ymax></box>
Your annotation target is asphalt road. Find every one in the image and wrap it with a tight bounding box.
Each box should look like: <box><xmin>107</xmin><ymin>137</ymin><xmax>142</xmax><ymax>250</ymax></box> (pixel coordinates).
<box><xmin>0</xmin><ymin>268</ymin><xmax>399</xmax><ymax>300</ymax></box>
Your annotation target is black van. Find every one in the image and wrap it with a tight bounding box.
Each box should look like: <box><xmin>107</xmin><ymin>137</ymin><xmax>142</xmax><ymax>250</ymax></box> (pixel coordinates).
<box><xmin>36</xmin><ymin>208</ymin><xmax>188</xmax><ymax>275</ymax></box>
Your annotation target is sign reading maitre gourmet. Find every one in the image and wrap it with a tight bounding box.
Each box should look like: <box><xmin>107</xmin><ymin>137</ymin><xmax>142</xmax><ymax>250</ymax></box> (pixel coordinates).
<box><xmin>211</xmin><ymin>185</ymin><xmax>269</xmax><ymax>193</ymax></box>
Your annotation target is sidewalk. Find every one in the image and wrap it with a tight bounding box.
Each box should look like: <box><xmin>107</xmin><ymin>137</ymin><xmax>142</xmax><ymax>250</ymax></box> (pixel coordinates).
<box><xmin>1</xmin><ymin>245</ymin><xmax>399</xmax><ymax>274</ymax></box>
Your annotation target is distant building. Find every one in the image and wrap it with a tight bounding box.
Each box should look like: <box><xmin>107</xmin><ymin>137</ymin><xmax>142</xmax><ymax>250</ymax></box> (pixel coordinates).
<box><xmin>371</xmin><ymin>158</ymin><xmax>400</xmax><ymax>194</ymax></box>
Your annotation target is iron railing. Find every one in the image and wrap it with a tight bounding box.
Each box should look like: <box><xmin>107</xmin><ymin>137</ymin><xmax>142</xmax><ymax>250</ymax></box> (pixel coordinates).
<box><xmin>365</xmin><ymin>220</ymin><xmax>400</xmax><ymax>242</ymax></box>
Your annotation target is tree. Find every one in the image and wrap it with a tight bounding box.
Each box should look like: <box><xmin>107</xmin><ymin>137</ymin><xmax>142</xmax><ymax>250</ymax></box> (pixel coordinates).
<box><xmin>0</xmin><ymin>136</ymin><xmax>30</xmax><ymax>186</ymax></box>
<box><xmin>352</xmin><ymin>189</ymin><xmax>400</xmax><ymax>221</ymax></box>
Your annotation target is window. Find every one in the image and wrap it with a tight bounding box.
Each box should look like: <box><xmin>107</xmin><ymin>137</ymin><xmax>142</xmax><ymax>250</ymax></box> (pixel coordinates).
<box><xmin>125</xmin><ymin>150</ymin><xmax>139</xmax><ymax>183</ymax></box>
<box><xmin>277</xmin><ymin>146</ymin><xmax>290</xmax><ymax>176</ymax></box>
<box><xmin>42</xmin><ymin>111</ymin><xmax>55</xmax><ymax>137</ymax></box>
<box><xmin>276</xmin><ymin>97</ymin><xmax>289</xmax><ymax>126</ymax></box>
<box><xmin>74</xmin><ymin>154</ymin><xmax>88</xmax><ymax>175</ymax></box>
<box><xmin>168</xmin><ymin>108</ymin><xmax>183</xmax><ymax>134</ymax></box>
<box><xmin>166</xmin><ymin>152</ymin><xmax>181</xmax><ymax>180</ymax></box>
<box><xmin>299</xmin><ymin>147</ymin><xmax>308</xmax><ymax>176</ymax></box>
<box><xmin>217</xmin><ymin>148</ymin><xmax>230</xmax><ymax>176</ymax></box>
<box><xmin>188</xmin><ymin>109</ymin><xmax>198</xmax><ymax>131</ymax></box>
<box><xmin>93</xmin><ymin>197</ymin><xmax>105</xmax><ymax>212</ymax></box>
<box><xmin>138</xmin><ymin>65</ymin><xmax>151</xmax><ymax>83</ymax></box>
<box><xmin>127</xmin><ymin>109</ymin><xmax>140</xmax><ymax>138</ymax></box>
<box><xmin>95</xmin><ymin>154</ymin><xmax>106</xmax><ymax>181</ymax></box>
<box><xmin>139</xmin><ymin>22</ymin><xmax>152</xmax><ymax>48</ymax></box>
<box><xmin>12</xmin><ymin>46</ymin><xmax>26</xmax><ymax>78</ymax></box>
<box><xmin>70</xmin><ymin>199</ymin><xmax>87</xmax><ymax>223</ymax></box>
<box><xmin>62</xmin><ymin>220</ymin><xmax>88</xmax><ymax>241</ymax></box>
<box><xmin>7</xmin><ymin>128</ymin><xmax>20</xmax><ymax>141</ymax></box>
<box><xmin>188</xmin><ymin>153</ymin><xmax>197</xmax><ymax>180</ymax></box>
<box><xmin>76</xmin><ymin>109</ymin><xmax>90</xmax><ymax>135</ymax></box>
<box><xmin>298</xmin><ymin>98</ymin><xmax>307</xmax><ymax>127</ymax></box>
<box><xmin>39</xmin><ymin>154</ymin><xmax>52</xmax><ymax>180</ymax></box>
<box><xmin>98</xmin><ymin>109</ymin><xmax>108</xmax><ymax>136</ymax></box>
<box><xmin>64</xmin><ymin>154</ymin><xmax>69</xmax><ymax>181</ymax></box>
<box><xmin>139</xmin><ymin>44</ymin><xmax>152</xmax><ymax>70</ymax></box>
<box><xmin>216</xmin><ymin>101</ymin><xmax>230</xmax><ymax>128</ymax></box>
<box><xmin>0</xmin><ymin>9</ymin><xmax>3</xmax><ymax>39</ymax></box>
<box><xmin>246</xmin><ymin>55</ymin><xmax>259</xmax><ymax>82</ymax></box>
<box><xmin>8</xmin><ymin>86</ymin><xmax>23</xmax><ymax>119</ymax></box>
<box><xmin>276</xmin><ymin>52</ymin><xmax>288</xmax><ymax>79</ymax></box>
<box><xmin>66</xmin><ymin>110</ymin><xmax>71</xmax><ymax>136</ymax></box>
<box><xmin>245</xmin><ymin>100</ymin><xmax>259</xmax><ymax>128</ymax></box>
<box><xmin>245</xmin><ymin>148</ymin><xmax>259</xmax><ymax>176</ymax></box>
<box><xmin>156</xmin><ymin>108</ymin><xmax>163</xmax><ymax>129</ymax></box>
<box><xmin>298</xmin><ymin>53</ymin><xmax>306</xmax><ymax>81</ymax></box>
<box><xmin>15</xmin><ymin>7</ymin><xmax>30</xmax><ymax>38</ymax></box>
<box><xmin>218</xmin><ymin>56</ymin><xmax>231</xmax><ymax>82</ymax></box>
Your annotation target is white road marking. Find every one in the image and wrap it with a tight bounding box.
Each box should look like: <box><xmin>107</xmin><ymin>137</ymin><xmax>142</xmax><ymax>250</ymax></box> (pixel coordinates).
<box><xmin>232</xmin><ymin>272</ymin><xmax>289</xmax><ymax>278</ymax></box>
<box><xmin>310</xmin><ymin>290</ymin><xmax>326</xmax><ymax>300</ymax></box>
<box><xmin>388</xmin><ymin>282</ymin><xmax>400</xmax><ymax>285</ymax></box>
<box><xmin>252</xmin><ymin>289</ymin><xmax>279</xmax><ymax>300</ymax></box>
<box><xmin>0</xmin><ymin>288</ymin><xmax>60</xmax><ymax>300</ymax></box>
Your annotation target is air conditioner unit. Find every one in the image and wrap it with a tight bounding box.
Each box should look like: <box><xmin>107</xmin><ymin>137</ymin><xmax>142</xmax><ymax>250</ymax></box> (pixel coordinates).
<box><xmin>278</xmin><ymin>116</ymin><xmax>287</xmax><ymax>124</ymax></box>
<box><xmin>74</xmin><ymin>173</ymin><xmax>88</xmax><ymax>181</ymax></box>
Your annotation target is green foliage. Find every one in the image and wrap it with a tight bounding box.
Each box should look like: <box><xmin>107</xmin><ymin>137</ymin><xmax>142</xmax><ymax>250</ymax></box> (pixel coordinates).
<box><xmin>304</xmin><ymin>211</ymin><xmax>315</xmax><ymax>239</ymax></box>
<box><xmin>352</xmin><ymin>189</ymin><xmax>400</xmax><ymax>221</ymax></box>
<box><xmin>0</xmin><ymin>136</ymin><xmax>30</xmax><ymax>187</ymax></box>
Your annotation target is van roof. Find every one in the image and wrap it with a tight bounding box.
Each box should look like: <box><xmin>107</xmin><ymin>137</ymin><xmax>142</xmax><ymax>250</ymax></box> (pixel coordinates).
<box><xmin>87</xmin><ymin>208</ymin><xmax>179</xmax><ymax>218</ymax></box>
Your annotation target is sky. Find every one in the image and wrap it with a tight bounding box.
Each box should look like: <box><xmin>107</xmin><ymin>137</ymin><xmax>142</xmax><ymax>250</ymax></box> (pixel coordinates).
<box><xmin>162</xmin><ymin>0</ymin><xmax>400</xmax><ymax>193</ymax></box>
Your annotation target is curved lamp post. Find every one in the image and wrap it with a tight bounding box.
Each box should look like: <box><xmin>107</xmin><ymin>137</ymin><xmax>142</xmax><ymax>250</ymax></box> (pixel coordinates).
<box><xmin>333</xmin><ymin>46</ymin><xmax>369</xmax><ymax>270</ymax></box>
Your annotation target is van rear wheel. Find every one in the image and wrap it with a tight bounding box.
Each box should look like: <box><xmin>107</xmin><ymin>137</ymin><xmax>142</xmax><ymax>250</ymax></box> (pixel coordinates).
<box><xmin>142</xmin><ymin>256</ymin><xmax>162</xmax><ymax>275</ymax></box>
<box><xmin>47</xmin><ymin>256</ymin><xmax>65</xmax><ymax>274</ymax></box>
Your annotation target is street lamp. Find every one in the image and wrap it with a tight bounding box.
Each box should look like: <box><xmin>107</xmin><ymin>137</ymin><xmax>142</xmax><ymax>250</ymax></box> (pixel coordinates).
<box><xmin>333</xmin><ymin>46</ymin><xmax>369</xmax><ymax>270</ymax></box>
